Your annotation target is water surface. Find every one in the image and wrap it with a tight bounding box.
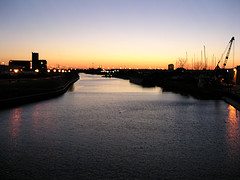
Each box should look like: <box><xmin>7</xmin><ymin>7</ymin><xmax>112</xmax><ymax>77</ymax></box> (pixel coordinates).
<box><xmin>0</xmin><ymin>73</ymin><xmax>240</xmax><ymax>179</ymax></box>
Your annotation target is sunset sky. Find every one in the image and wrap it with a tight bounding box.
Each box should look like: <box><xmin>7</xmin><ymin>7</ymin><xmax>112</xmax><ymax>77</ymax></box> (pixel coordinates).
<box><xmin>0</xmin><ymin>0</ymin><xmax>240</xmax><ymax>69</ymax></box>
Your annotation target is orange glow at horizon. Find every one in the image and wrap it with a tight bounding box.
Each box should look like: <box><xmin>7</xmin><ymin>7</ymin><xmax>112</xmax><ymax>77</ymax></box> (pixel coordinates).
<box><xmin>2</xmin><ymin>46</ymin><xmax>239</xmax><ymax>70</ymax></box>
<box><xmin>44</xmin><ymin>51</ymin><xmax>176</xmax><ymax>69</ymax></box>
<box><xmin>1</xmin><ymin>48</ymin><xmax>239</xmax><ymax>70</ymax></box>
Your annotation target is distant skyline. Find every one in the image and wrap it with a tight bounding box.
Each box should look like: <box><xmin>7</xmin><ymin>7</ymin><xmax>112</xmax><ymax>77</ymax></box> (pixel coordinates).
<box><xmin>1</xmin><ymin>0</ymin><xmax>240</xmax><ymax>69</ymax></box>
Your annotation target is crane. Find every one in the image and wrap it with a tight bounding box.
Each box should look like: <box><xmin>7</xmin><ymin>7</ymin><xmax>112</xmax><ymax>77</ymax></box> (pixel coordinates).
<box><xmin>215</xmin><ymin>37</ymin><xmax>235</xmax><ymax>70</ymax></box>
<box><xmin>223</xmin><ymin>36</ymin><xmax>235</xmax><ymax>68</ymax></box>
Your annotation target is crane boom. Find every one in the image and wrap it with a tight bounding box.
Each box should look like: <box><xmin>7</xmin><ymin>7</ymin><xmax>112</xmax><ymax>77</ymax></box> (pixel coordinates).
<box><xmin>223</xmin><ymin>36</ymin><xmax>235</xmax><ymax>68</ymax></box>
<box><xmin>215</xmin><ymin>36</ymin><xmax>235</xmax><ymax>70</ymax></box>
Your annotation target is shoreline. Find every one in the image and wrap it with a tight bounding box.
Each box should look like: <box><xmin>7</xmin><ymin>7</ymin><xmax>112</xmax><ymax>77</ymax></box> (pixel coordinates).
<box><xmin>131</xmin><ymin>77</ymin><xmax>240</xmax><ymax>110</ymax></box>
<box><xmin>83</xmin><ymin>68</ymin><xmax>240</xmax><ymax>110</ymax></box>
<box><xmin>222</xmin><ymin>97</ymin><xmax>240</xmax><ymax>111</ymax></box>
<box><xmin>0</xmin><ymin>72</ymin><xmax>79</xmax><ymax>109</ymax></box>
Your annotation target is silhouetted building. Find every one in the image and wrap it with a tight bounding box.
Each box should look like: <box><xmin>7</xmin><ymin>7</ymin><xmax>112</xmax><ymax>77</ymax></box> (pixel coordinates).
<box><xmin>32</xmin><ymin>52</ymin><xmax>47</xmax><ymax>71</ymax></box>
<box><xmin>8</xmin><ymin>52</ymin><xmax>47</xmax><ymax>72</ymax></box>
<box><xmin>168</xmin><ymin>64</ymin><xmax>174</xmax><ymax>71</ymax></box>
<box><xmin>236</xmin><ymin>66</ymin><xmax>240</xmax><ymax>85</ymax></box>
<box><xmin>32</xmin><ymin>52</ymin><xmax>39</xmax><ymax>62</ymax></box>
<box><xmin>9</xmin><ymin>60</ymin><xmax>31</xmax><ymax>71</ymax></box>
<box><xmin>0</xmin><ymin>65</ymin><xmax>9</xmax><ymax>72</ymax></box>
<box><xmin>38</xmin><ymin>60</ymin><xmax>47</xmax><ymax>71</ymax></box>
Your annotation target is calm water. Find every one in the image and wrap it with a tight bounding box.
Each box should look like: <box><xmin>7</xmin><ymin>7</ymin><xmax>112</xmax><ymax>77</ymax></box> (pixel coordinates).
<box><xmin>0</xmin><ymin>73</ymin><xmax>240</xmax><ymax>179</ymax></box>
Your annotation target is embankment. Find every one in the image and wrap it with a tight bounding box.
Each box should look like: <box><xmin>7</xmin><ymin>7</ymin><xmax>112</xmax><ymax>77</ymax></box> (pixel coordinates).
<box><xmin>0</xmin><ymin>72</ymin><xmax>79</xmax><ymax>109</ymax></box>
<box><xmin>103</xmin><ymin>69</ymin><xmax>240</xmax><ymax>109</ymax></box>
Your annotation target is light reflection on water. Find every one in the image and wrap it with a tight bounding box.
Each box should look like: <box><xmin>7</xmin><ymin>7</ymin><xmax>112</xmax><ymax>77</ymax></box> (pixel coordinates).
<box><xmin>226</xmin><ymin>105</ymin><xmax>240</xmax><ymax>160</ymax></box>
<box><xmin>78</xmin><ymin>74</ymin><xmax>162</xmax><ymax>93</ymax></box>
<box><xmin>1</xmin><ymin>73</ymin><xmax>240</xmax><ymax>179</ymax></box>
<box><xmin>9</xmin><ymin>108</ymin><xmax>22</xmax><ymax>139</ymax></box>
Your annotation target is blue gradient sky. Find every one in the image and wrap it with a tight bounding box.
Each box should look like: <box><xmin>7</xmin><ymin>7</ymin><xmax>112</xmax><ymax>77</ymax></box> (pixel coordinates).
<box><xmin>0</xmin><ymin>0</ymin><xmax>240</xmax><ymax>69</ymax></box>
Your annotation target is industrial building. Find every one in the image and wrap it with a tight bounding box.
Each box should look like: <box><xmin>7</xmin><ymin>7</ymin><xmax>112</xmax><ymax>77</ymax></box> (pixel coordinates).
<box><xmin>32</xmin><ymin>52</ymin><xmax>47</xmax><ymax>71</ymax></box>
<box><xmin>9</xmin><ymin>60</ymin><xmax>31</xmax><ymax>71</ymax></box>
<box><xmin>9</xmin><ymin>52</ymin><xmax>47</xmax><ymax>72</ymax></box>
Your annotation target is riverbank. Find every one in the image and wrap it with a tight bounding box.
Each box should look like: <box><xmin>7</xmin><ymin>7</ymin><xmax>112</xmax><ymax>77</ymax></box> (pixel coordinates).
<box><xmin>0</xmin><ymin>72</ymin><xmax>79</xmax><ymax>109</ymax></box>
<box><xmin>131</xmin><ymin>75</ymin><xmax>240</xmax><ymax>110</ymax></box>
<box><xmin>81</xmin><ymin>69</ymin><xmax>240</xmax><ymax>110</ymax></box>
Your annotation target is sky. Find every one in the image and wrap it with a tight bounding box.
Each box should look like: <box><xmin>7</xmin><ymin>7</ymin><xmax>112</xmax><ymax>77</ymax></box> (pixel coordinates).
<box><xmin>0</xmin><ymin>0</ymin><xmax>240</xmax><ymax>69</ymax></box>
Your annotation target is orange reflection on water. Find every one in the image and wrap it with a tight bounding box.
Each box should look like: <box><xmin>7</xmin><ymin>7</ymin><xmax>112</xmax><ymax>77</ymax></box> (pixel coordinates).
<box><xmin>32</xmin><ymin>104</ymin><xmax>42</xmax><ymax>136</ymax></box>
<box><xmin>9</xmin><ymin>108</ymin><xmax>22</xmax><ymax>147</ymax></box>
<box><xmin>32</xmin><ymin>103</ymin><xmax>53</xmax><ymax>137</ymax></box>
<box><xmin>225</xmin><ymin>105</ymin><xmax>240</xmax><ymax>159</ymax></box>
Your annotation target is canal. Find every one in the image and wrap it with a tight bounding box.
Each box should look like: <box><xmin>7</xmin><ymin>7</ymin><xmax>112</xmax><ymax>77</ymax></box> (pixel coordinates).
<box><xmin>0</xmin><ymin>73</ymin><xmax>240</xmax><ymax>179</ymax></box>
